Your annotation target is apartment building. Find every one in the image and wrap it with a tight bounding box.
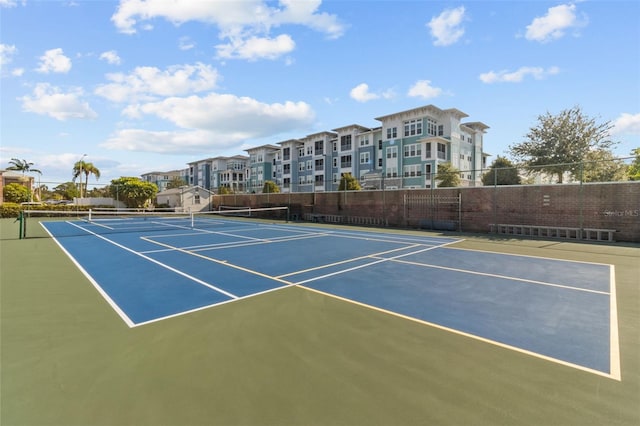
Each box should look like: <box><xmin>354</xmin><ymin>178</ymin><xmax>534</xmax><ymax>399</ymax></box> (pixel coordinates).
<box><xmin>149</xmin><ymin>104</ymin><xmax>489</xmax><ymax>194</ymax></box>
<box><xmin>141</xmin><ymin>169</ymin><xmax>188</xmax><ymax>192</ymax></box>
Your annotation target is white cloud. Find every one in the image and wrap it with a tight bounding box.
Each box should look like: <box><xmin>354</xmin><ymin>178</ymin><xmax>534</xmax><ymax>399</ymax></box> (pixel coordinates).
<box><xmin>36</xmin><ymin>48</ymin><xmax>72</xmax><ymax>73</ymax></box>
<box><xmin>407</xmin><ymin>80</ymin><xmax>443</xmax><ymax>99</ymax></box>
<box><xmin>179</xmin><ymin>37</ymin><xmax>195</xmax><ymax>51</ymax></box>
<box><xmin>525</xmin><ymin>3</ymin><xmax>587</xmax><ymax>43</ymax></box>
<box><xmin>611</xmin><ymin>113</ymin><xmax>640</xmax><ymax>135</ymax></box>
<box><xmin>479</xmin><ymin>66</ymin><xmax>560</xmax><ymax>83</ymax></box>
<box><xmin>104</xmin><ymin>93</ymin><xmax>315</xmax><ymax>154</ymax></box>
<box><xmin>216</xmin><ymin>34</ymin><xmax>295</xmax><ymax>61</ymax></box>
<box><xmin>350</xmin><ymin>83</ymin><xmax>379</xmax><ymax>102</ymax></box>
<box><xmin>99</xmin><ymin>50</ymin><xmax>122</xmax><ymax>65</ymax></box>
<box><xmin>19</xmin><ymin>83</ymin><xmax>97</xmax><ymax>121</ymax></box>
<box><xmin>0</xmin><ymin>43</ymin><xmax>17</xmax><ymax>67</ymax></box>
<box><xmin>0</xmin><ymin>0</ymin><xmax>20</xmax><ymax>7</ymax></box>
<box><xmin>427</xmin><ymin>6</ymin><xmax>466</xmax><ymax>46</ymax></box>
<box><xmin>349</xmin><ymin>83</ymin><xmax>394</xmax><ymax>103</ymax></box>
<box><xmin>94</xmin><ymin>62</ymin><xmax>219</xmax><ymax>103</ymax></box>
<box><xmin>111</xmin><ymin>0</ymin><xmax>344</xmax><ymax>60</ymax></box>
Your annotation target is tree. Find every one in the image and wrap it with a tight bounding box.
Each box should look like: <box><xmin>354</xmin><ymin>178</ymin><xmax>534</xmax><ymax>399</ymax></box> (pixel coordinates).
<box><xmin>72</xmin><ymin>161</ymin><xmax>101</xmax><ymax>198</ymax></box>
<box><xmin>262</xmin><ymin>180</ymin><xmax>280</xmax><ymax>193</ymax></box>
<box><xmin>338</xmin><ymin>173</ymin><xmax>361</xmax><ymax>191</ymax></box>
<box><xmin>7</xmin><ymin>158</ymin><xmax>42</xmax><ymax>201</ymax></box>
<box><xmin>166</xmin><ymin>176</ymin><xmax>187</xmax><ymax>190</ymax></box>
<box><xmin>3</xmin><ymin>183</ymin><xmax>30</xmax><ymax>203</ymax></box>
<box><xmin>7</xmin><ymin>158</ymin><xmax>41</xmax><ymax>175</ymax></box>
<box><xmin>435</xmin><ymin>163</ymin><xmax>460</xmax><ymax>187</ymax></box>
<box><xmin>218</xmin><ymin>186</ymin><xmax>233</xmax><ymax>195</ymax></box>
<box><xmin>108</xmin><ymin>177</ymin><xmax>158</xmax><ymax>208</ymax></box>
<box><xmin>627</xmin><ymin>148</ymin><xmax>640</xmax><ymax>181</ymax></box>
<box><xmin>509</xmin><ymin>106</ymin><xmax>617</xmax><ymax>183</ymax></box>
<box><xmin>482</xmin><ymin>156</ymin><xmax>521</xmax><ymax>186</ymax></box>
<box><xmin>581</xmin><ymin>149</ymin><xmax>627</xmax><ymax>182</ymax></box>
<box><xmin>53</xmin><ymin>182</ymin><xmax>80</xmax><ymax>200</ymax></box>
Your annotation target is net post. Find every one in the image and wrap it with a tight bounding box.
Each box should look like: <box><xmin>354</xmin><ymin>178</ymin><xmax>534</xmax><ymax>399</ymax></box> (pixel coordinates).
<box><xmin>190</xmin><ymin>211</ymin><xmax>195</xmax><ymax>228</ymax></box>
<box><xmin>18</xmin><ymin>211</ymin><xmax>24</xmax><ymax>239</ymax></box>
<box><xmin>286</xmin><ymin>206</ymin><xmax>290</xmax><ymax>223</ymax></box>
<box><xmin>88</xmin><ymin>209</ymin><xmax>93</xmax><ymax>222</ymax></box>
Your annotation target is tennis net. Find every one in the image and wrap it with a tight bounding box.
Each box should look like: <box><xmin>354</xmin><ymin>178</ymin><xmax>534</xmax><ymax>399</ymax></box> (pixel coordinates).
<box><xmin>20</xmin><ymin>206</ymin><xmax>290</xmax><ymax>238</ymax></box>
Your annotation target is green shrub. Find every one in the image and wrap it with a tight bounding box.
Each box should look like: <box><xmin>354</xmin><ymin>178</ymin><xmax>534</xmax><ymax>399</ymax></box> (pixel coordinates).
<box><xmin>0</xmin><ymin>203</ymin><xmax>22</xmax><ymax>218</ymax></box>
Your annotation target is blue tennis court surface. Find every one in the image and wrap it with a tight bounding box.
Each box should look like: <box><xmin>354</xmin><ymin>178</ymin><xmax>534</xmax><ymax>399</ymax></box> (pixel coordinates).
<box><xmin>41</xmin><ymin>217</ymin><xmax>619</xmax><ymax>379</ymax></box>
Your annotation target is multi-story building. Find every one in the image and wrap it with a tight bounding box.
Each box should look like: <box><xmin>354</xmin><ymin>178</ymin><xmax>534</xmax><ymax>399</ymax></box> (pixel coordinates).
<box><xmin>210</xmin><ymin>155</ymin><xmax>249</xmax><ymax>193</ymax></box>
<box><xmin>246</xmin><ymin>145</ymin><xmax>279</xmax><ymax>193</ymax></box>
<box><xmin>141</xmin><ymin>169</ymin><xmax>188</xmax><ymax>192</ymax></box>
<box><xmin>149</xmin><ymin>104</ymin><xmax>489</xmax><ymax>194</ymax></box>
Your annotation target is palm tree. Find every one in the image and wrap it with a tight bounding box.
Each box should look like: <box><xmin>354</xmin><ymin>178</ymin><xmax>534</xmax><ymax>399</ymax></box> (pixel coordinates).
<box><xmin>7</xmin><ymin>158</ymin><xmax>42</xmax><ymax>201</ymax></box>
<box><xmin>7</xmin><ymin>158</ymin><xmax>42</xmax><ymax>174</ymax></box>
<box><xmin>73</xmin><ymin>161</ymin><xmax>101</xmax><ymax>198</ymax></box>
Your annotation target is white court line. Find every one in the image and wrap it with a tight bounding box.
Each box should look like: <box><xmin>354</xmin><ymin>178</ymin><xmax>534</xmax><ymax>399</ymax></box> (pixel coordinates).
<box><xmin>381</xmin><ymin>257</ymin><xmax>610</xmax><ymax>295</ymax></box>
<box><xmin>609</xmin><ymin>265</ymin><xmax>621</xmax><ymax>380</ymax></box>
<box><xmin>41</xmin><ymin>221</ymin><xmax>136</xmax><ymax>328</ymax></box>
<box><xmin>140</xmin><ymin>232</ymin><xmax>332</xmax><ymax>254</ymax></box>
<box><xmin>298</xmin><ymin>285</ymin><xmax>621</xmax><ymax>381</ymax></box>
<box><xmin>64</xmin><ymin>221</ymin><xmax>239</xmax><ymax>300</ymax></box>
<box><xmin>277</xmin><ymin>243</ymin><xmax>425</xmax><ymax>279</ymax></box>
<box><xmin>295</xmin><ymin>241</ymin><xmax>460</xmax><ymax>285</ymax></box>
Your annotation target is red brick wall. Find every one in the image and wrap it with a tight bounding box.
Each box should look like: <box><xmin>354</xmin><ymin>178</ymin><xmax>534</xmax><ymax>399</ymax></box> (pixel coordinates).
<box><xmin>217</xmin><ymin>182</ymin><xmax>640</xmax><ymax>242</ymax></box>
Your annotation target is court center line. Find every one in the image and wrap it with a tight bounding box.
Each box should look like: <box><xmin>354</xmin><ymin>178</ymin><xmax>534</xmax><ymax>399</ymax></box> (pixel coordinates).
<box><xmin>140</xmin><ymin>236</ymin><xmax>293</xmax><ymax>286</ymax></box>
<box><xmin>140</xmin><ymin>232</ymin><xmax>332</xmax><ymax>254</ymax></box>
<box><xmin>380</xmin><ymin>256</ymin><xmax>610</xmax><ymax>295</ymax></box>
<box><xmin>66</xmin><ymin>221</ymin><xmax>239</xmax><ymax>299</ymax></box>
<box><xmin>276</xmin><ymin>243</ymin><xmax>425</xmax><ymax>279</ymax></box>
<box><xmin>295</xmin><ymin>241</ymin><xmax>459</xmax><ymax>285</ymax></box>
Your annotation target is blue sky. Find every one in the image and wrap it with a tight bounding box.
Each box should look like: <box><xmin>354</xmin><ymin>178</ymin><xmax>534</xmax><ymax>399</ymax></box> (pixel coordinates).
<box><xmin>1</xmin><ymin>0</ymin><xmax>639</xmax><ymax>187</ymax></box>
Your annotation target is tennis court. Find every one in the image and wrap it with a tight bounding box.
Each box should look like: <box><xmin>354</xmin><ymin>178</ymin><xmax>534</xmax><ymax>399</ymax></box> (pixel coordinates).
<box><xmin>2</xmin><ymin>211</ymin><xmax>638</xmax><ymax>426</ymax></box>
<box><xmin>35</xmin><ymin>209</ymin><xmax>619</xmax><ymax>380</ymax></box>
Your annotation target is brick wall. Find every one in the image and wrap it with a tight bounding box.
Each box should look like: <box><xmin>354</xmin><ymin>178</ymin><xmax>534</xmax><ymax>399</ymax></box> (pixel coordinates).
<box><xmin>217</xmin><ymin>181</ymin><xmax>640</xmax><ymax>242</ymax></box>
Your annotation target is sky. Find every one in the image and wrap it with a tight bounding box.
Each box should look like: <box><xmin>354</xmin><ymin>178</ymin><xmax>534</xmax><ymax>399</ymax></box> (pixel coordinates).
<box><xmin>1</xmin><ymin>0</ymin><xmax>639</xmax><ymax>188</ymax></box>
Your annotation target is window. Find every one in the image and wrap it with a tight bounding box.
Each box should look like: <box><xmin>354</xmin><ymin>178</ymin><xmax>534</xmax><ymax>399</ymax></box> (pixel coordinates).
<box><xmin>404</xmin><ymin>144</ymin><xmax>422</xmax><ymax>157</ymax></box>
<box><xmin>333</xmin><ymin>173</ymin><xmax>339</xmax><ymax>183</ymax></box>
<box><xmin>403</xmin><ymin>164</ymin><xmax>422</xmax><ymax>177</ymax></box>
<box><xmin>385</xmin><ymin>166</ymin><xmax>398</xmax><ymax>178</ymax></box>
<box><xmin>315</xmin><ymin>158</ymin><xmax>324</xmax><ymax>170</ymax></box>
<box><xmin>426</xmin><ymin>118</ymin><xmax>437</xmax><ymax>136</ymax></box>
<box><xmin>283</xmin><ymin>177</ymin><xmax>290</xmax><ymax>188</ymax></box>
<box><xmin>315</xmin><ymin>174</ymin><xmax>324</xmax><ymax>183</ymax></box>
<box><xmin>425</xmin><ymin>142</ymin><xmax>432</xmax><ymax>159</ymax></box>
<box><xmin>283</xmin><ymin>148</ymin><xmax>290</xmax><ymax>161</ymax></box>
<box><xmin>360</xmin><ymin>152</ymin><xmax>370</xmax><ymax>164</ymax></box>
<box><xmin>307</xmin><ymin>160</ymin><xmax>312</xmax><ymax>170</ymax></box>
<box><xmin>386</xmin><ymin>146</ymin><xmax>398</xmax><ymax>159</ymax></box>
<box><xmin>359</xmin><ymin>136</ymin><xmax>369</xmax><ymax>146</ymax></box>
<box><xmin>299</xmin><ymin>148</ymin><xmax>304</xmax><ymax>157</ymax></box>
<box><xmin>425</xmin><ymin>164</ymin><xmax>432</xmax><ymax>179</ymax></box>
<box><xmin>333</xmin><ymin>158</ymin><xmax>338</xmax><ymax>168</ymax></box>
<box><xmin>299</xmin><ymin>162</ymin><xmax>305</xmax><ymax>172</ymax></box>
<box><xmin>306</xmin><ymin>146</ymin><xmax>313</xmax><ymax>155</ymax></box>
<box><xmin>340</xmin><ymin>155</ymin><xmax>352</xmax><ymax>168</ymax></box>
<box><xmin>386</xmin><ymin>127</ymin><xmax>397</xmax><ymax>139</ymax></box>
<box><xmin>314</xmin><ymin>140</ymin><xmax>323</xmax><ymax>153</ymax></box>
<box><xmin>404</xmin><ymin>119</ymin><xmax>423</xmax><ymax>137</ymax></box>
<box><xmin>378</xmin><ymin>158</ymin><xmax>383</xmax><ymax>167</ymax></box>
<box><xmin>378</xmin><ymin>140</ymin><xmax>383</xmax><ymax>150</ymax></box>
<box><xmin>333</xmin><ymin>141</ymin><xmax>337</xmax><ymax>151</ymax></box>
<box><xmin>340</xmin><ymin>135</ymin><xmax>352</xmax><ymax>151</ymax></box>
<box><xmin>283</xmin><ymin>163</ymin><xmax>291</xmax><ymax>174</ymax></box>
<box><xmin>438</xmin><ymin>125</ymin><xmax>444</xmax><ymax>136</ymax></box>
<box><xmin>194</xmin><ymin>194</ymin><xmax>200</xmax><ymax>204</ymax></box>
<box><xmin>437</xmin><ymin>143</ymin><xmax>446</xmax><ymax>159</ymax></box>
